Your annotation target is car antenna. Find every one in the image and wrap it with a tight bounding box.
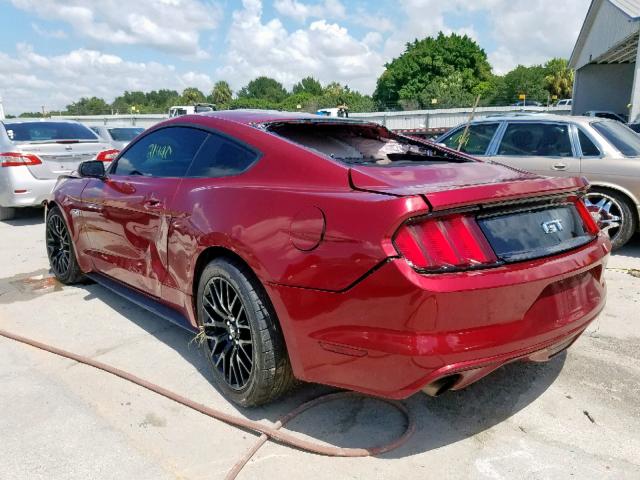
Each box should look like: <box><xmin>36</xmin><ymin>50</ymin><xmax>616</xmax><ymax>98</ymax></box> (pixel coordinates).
<box><xmin>457</xmin><ymin>94</ymin><xmax>481</xmax><ymax>152</ymax></box>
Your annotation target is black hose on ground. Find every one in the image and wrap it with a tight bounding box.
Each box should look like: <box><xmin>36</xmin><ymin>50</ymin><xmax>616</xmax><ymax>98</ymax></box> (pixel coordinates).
<box><xmin>0</xmin><ymin>328</ymin><xmax>415</xmax><ymax>480</ymax></box>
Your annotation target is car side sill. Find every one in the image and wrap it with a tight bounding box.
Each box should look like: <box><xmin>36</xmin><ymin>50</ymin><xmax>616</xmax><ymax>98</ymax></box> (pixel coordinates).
<box><xmin>86</xmin><ymin>272</ymin><xmax>197</xmax><ymax>333</ymax></box>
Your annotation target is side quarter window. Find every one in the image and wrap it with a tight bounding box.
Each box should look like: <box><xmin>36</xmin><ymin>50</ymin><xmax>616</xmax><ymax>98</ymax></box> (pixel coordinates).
<box><xmin>186</xmin><ymin>134</ymin><xmax>258</xmax><ymax>178</ymax></box>
<box><xmin>441</xmin><ymin>123</ymin><xmax>499</xmax><ymax>155</ymax></box>
<box><xmin>113</xmin><ymin>126</ymin><xmax>208</xmax><ymax>177</ymax></box>
<box><xmin>577</xmin><ymin>129</ymin><xmax>601</xmax><ymax>156</ymax></box>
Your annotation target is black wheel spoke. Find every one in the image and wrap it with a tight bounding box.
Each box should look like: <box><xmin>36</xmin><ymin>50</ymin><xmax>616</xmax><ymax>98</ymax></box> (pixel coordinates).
<box><xmin>201</xmin><ymin>276</ymin><xmax>254</xmax><ymax>390</ymax></box>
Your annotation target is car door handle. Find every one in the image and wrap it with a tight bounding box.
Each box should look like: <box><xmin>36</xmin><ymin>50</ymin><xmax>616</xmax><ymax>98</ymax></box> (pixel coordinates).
<box><xmin>552</xmin><ymin>163</ymin><xmax>567</xmax><ymax>171</ymax></box>
<box><xmin>143</xmin><ymin>199</ymin><xmax>163</xmax><ymax>209</ymax></box>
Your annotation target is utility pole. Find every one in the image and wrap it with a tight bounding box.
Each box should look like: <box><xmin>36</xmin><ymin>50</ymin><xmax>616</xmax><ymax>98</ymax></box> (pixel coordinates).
<box><xmin>0</xmin><ymin>94</ymin><xmax>5</xmax><ymax>120</ymax></box>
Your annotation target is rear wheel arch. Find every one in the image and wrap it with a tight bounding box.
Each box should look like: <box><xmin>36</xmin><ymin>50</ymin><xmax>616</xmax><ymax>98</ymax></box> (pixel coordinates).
<box><xmin>45</xmin><ymin>200</ymin><xmax>60</xmax><ymax>216</ymax></box>
<box><xmin>191</xmin><ymin>246</ymin><xmax>281</xmax><ymax>329</ymax></box>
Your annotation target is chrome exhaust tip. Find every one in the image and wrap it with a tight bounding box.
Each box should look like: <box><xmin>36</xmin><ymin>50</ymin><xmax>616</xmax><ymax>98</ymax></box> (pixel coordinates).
<box><xmin>422</xmin><ymin>374</ymin><xmax>461</xmax><ymax>397</ymax></box>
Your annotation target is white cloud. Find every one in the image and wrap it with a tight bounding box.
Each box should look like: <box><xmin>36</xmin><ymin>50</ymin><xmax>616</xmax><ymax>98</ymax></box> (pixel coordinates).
<box><xmin>0</xmin><ymin>44</ymin><xmax>212</xmax><ymax>114</ymax></box>
<box><xmin>10</xmin><ymin>0</ymin><xmax>222</xmax><ymax>57</ymax></box>
<box><xmin>351</xmin><ymin>10</ymin><xmax>395</xmax><ymax>33</ymax></box>
<box><xmin>388</xmin><ymin>0</ymin><xmax>589</xmax><ymax>73</ymax></box>
<box><xmin>217</xmin><ymin>0</ymin><xmax>384</xmax><ymax>93</ymax></box>
<box><xmin>31</xmin><ymin>22</ymin><xmax>67</xmax><ymax>39</ymax></box>
<box><xmin>480</xmin><ymin>0</ymin><xmax>590</xmax><ymax>73</ymax></box>
<box><xmin>273</xmin><ymin>0</ymin><xmax>345</xmax><ymax>23</ymax></box>
<box><xmin>0</xmin><ymin>0</ymin><xmax>593</xmax><ymax>113</ymax></box>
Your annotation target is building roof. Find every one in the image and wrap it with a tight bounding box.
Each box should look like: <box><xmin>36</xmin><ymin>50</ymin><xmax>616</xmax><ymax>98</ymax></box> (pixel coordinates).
<box><xmin>610</xmin><ymin>0</ymin><xmax>640</xmax><ymax>18</ymax></box>
<box><xmin>570</xmin><ymin>0</ymin><xmax>640</xmax><ymax>68</ymax></box>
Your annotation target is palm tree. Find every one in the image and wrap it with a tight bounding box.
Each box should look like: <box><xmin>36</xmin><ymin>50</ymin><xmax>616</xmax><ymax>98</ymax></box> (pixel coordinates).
<box><xmin>211</xmin><ymin>81</ymin><xmax>233</xmax><ymax>107</ymax></box>
<box><xmin>544</xmin><ymin>58</ymin><xmax>574</xmax><ymax>99</ymax></box>
<box><xmin>181</xmin><ymin>87</ymin><xmax>206</xmax><ymax>105</ymax></box>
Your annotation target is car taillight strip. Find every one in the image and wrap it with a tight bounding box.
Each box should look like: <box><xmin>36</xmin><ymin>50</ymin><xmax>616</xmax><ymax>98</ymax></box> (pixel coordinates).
<box><xmin>394</xmin><ymin>213</ymin><xmax>498</xmax><ymax>273</ymax></box>
<box><xmin>0</xmin><ymin>152</ymin><xmax>42</xmax><ymax>167</ymax></box>
<box><xmin>574</xmin><ymin>197</ymin><xmax>600</xmax><ymax>235</ymax></box>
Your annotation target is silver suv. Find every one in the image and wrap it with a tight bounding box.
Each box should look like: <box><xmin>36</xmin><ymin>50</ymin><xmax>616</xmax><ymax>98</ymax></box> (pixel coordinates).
<box><xmin>0</xmin><ymin>120</ymin><xmax>116</xmax><ymax>220</ymax></box>
<box><xmin>436</xmin><ymin>114</ymin><xmax>640</xmax><ymax>248</ymax></box>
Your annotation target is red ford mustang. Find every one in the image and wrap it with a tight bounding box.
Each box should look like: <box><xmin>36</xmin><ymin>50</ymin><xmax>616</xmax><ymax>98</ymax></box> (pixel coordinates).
<box><xmin>46</xmin><ymin>111</ymin><xmax>610</xmax><ymax>406</ymax></box>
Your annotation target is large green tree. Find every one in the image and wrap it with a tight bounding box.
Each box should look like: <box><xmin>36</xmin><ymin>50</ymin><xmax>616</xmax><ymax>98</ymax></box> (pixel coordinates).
<box><xmin>238</xmin><ymin>76</ymin><xmax>288</xmax><ymax>102</ymax></box>
<box><xmin>292</xmin><ymin>76</ymin><xmax>323</xmax><ymax>96</ymax></box>
<box><xmin>498</xmin><ymin>65</ymin><xmax>549</xmax><ymax>104</ymax></box>
<box><xmin>66</xmin><ymin>97</ymin><xmax>110</xmax><ymax>115</ymax></box>
<box><xmin>110</xmin><ymin>89</ymin><xmax>180</xmax><ymax>113</ymax></box>
<box><xmin>373</xmin><ymin>32</ymin><xmax>492</xmax><ymax>109</ymax></box>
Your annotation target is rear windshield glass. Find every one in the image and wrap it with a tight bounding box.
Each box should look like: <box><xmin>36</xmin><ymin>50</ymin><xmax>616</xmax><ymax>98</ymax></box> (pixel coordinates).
<box><xmin>592</xmin><ymin>121</ymin><xmax>640</xmax><ymax>156</ymax></box>
<box><xmin>4</xmin><ymin>122</ymin><xmax>98</xmax><ymax>142</ymax></box>
<box><xmin>267</xmin><ymin>122</ymin><xmax>467</xmax><ymax>165</ymax></box>
<box><xmin>108</xmin><ymin>127</ymin><xmax>144</xmax><ymax>141</ymax></box>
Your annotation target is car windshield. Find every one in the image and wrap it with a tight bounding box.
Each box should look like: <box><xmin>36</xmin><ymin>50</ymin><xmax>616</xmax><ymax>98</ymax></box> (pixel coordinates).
<box><xmin>267</xmin><ymin>121</ymin><xmax>468</xmax><ymax>165</ymax></box>
<box><xmin>108</xmin><ymin>127</ymin><xmax>144</xmax><ymax>141</ymax></box>
<box><xmin>592</xmin><ymin>121</ymin><xmax>640</xmax><ymax>157</ymax></box>
<box><xmin>4</xmin><ymin>122</ymin><xmax>98</xmax><ymax>142</ymax></box>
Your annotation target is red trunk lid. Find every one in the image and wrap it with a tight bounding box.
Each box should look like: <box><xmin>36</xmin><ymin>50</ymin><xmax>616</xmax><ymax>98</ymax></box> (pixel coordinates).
<box><xmin>349</xmin><ymin>162</ymin><xmax>588</xmax><ymax>210</ymax></box>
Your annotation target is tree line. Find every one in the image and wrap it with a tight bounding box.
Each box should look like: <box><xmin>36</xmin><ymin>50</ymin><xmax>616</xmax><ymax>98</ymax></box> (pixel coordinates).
<box><xmin>11</xmin><ymin>32</ymin><xmax>573</xmax><ymax>117</ymax></box>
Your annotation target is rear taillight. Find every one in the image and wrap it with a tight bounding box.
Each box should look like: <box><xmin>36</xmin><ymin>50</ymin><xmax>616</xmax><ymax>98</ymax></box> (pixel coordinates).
<box><xmin>96</xmin><ymin>149</ymin><xmax>119</xmax><ymax>162</ymax></box>
<box><xmin>0</xmin><ymin>152</ymin><xmax>42</xmax><ymax>167</ymax></box>
<box><xmin>394</xmin><ymin>214</ymin><xmax>498</xmax><ymax>272</ymax></box>
<box><xmin>574</xmin><ymin>198</ymin><xmax>600</xmax><ymax>235</ymax></box>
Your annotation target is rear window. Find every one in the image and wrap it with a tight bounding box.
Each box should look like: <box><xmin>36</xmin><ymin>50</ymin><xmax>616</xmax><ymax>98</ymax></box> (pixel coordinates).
<box><xmin>108</xmin><ymin>127</ymin><xmax>144</xmax><ymax>141</ymax></box>
<box><xmin>497</xmin><ymin>123</ymin><xmax>572</xmax><ymax>157</ymax></box>
<box><xmin>440</xmin><ymin>123</ymin><xmax>499</xmax><ymax>155</ymax></box>
<box><xmin>4</xmin><ymin>122</ymin><xmax>99</xmax><ymax>142</ymax></box>
<box><xmin>267</xmin><ymin>122</ymin><xmax>467</xmax><ymax>165</ymax></box>
<box><xmin>592</xmin><ymin>121</ymin><xmax>640</xmax><ymax>157</ymax></box>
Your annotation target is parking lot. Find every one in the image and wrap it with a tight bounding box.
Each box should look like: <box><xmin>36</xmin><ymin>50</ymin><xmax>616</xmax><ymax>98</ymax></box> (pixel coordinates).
<box><xmin>1</xmin><ymin>208</ymin><xmax>639</xmax><ymax>480</ymax></box>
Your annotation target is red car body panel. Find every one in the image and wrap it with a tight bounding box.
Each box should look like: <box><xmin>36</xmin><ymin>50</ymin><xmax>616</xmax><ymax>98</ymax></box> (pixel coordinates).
<box><xmin>49</xmin><ymin>111</ymin><xmax>610</xmax><ymax>399</ymax></box>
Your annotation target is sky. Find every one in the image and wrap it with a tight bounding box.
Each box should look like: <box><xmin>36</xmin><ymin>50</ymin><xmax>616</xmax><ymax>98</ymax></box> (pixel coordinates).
<box><xmin>0</xmin><ymin>0</ymin><xmax>592</xmax><ymax>114</ymax></box>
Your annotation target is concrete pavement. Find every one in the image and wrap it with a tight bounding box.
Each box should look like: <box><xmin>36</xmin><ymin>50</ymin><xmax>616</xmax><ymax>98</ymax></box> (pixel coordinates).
<box><xmin>1</xmin><ymin>208</ymin><xmax>639</xmax><ymax>479</ymax></box>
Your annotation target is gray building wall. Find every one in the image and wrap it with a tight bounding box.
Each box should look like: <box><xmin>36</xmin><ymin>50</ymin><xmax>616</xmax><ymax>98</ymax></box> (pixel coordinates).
<box><xmin>572</xmin><ymin>63</ymin><xmax>634</xmax><ymax>115</ymax></box>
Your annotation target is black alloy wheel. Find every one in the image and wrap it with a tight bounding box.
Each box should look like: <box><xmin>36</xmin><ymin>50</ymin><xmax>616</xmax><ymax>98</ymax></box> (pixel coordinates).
<box><xmin>196</xmin><ymin>258</ymin><xmax>296</xmax><ymax>407</ymax></box>
<box><xmin>46</xmin><ymin>207</ymin><xmax>83</xmax><ymax>284</ymax></box>
<box><xmin>47</xmin><ymin>213</ymin><xmax>71</xmax><ymax>277</ymax></box>
<box><xmin>202</xmin><ymin>277</ymin><xmax>254</xmax><ymax>389</ymax></box>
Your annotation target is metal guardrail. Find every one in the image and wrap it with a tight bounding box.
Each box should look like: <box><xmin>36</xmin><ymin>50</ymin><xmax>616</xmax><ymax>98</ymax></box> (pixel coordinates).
<box><xmin>12</xmin><ymin>105</ymin><xmax>573</xmax><ymax>132</ymax></box>
<box><xmin>350</xmin><ymin>106</ymin><xmax>572</xmax><ymax>131</ymax></box>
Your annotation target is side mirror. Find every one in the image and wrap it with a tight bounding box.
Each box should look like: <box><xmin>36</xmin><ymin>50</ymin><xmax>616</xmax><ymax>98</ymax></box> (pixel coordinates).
<box><xmin>78</xmin><ymin>160</ymin><xmax>106</xmax><ymax>179</ymax></box>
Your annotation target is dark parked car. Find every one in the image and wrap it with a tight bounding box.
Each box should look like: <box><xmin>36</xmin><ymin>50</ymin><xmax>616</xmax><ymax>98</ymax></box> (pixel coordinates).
<box><xmin>46</xmin><ymin>111</ymin><xmax>608</xmax><ymax>406</ymax></box>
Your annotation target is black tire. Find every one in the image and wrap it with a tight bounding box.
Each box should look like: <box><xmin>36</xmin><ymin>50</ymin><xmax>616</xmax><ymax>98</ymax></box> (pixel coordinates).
<box><xmin>196</xmin><ymin>258</ymin><xmax>295</xmax><ymax>407</ymax></box>
<box><xmin>46</xmin><ymin>207</ymin><xmax>84</xmax><ymax>284</ymax></box>
<box><xmin>0</xmin><ymin>206</ymin><xmax>16</xmax><ymax>221</ymax></box>
<box><xmin>585</xmin><ymin>189</ymin><xmax>637</xmax><ymax>250</ymax></box>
